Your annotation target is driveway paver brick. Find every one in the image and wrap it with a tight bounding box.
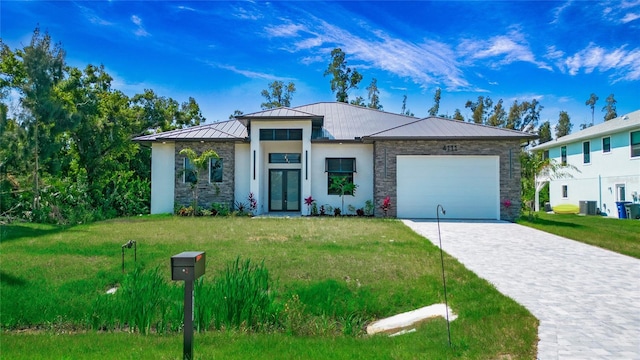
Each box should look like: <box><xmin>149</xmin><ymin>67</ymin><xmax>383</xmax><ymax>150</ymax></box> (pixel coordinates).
<box><xmin>402</xmin><ymin>220</ymin><xmax>640</xmax><ymax>360</ymax></box>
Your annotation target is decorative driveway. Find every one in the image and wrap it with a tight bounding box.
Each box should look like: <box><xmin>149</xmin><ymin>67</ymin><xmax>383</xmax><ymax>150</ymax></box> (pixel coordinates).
<box><xmin>402</xmin><ymin>220</ymin><xmax>640</xmax><ymax>360</ymax></box>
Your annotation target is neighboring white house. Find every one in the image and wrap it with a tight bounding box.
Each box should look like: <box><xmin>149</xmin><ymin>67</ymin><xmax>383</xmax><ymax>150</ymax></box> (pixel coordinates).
<box><xmin>531</xmin><ymin>110</ymin><xmax>640</xmax><ymax>218</ymax></box>
<box><xmin>134</xmin><ymin>102</ymin><xmax>535</xmax><ymax>220</ymax></box>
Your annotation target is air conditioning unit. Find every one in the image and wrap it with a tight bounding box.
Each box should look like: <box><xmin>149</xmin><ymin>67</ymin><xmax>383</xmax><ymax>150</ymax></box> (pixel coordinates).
<box><xmin>579</xmin><ymin>201</ymin><xmax>597</xmax><ymax>215</ymax></box>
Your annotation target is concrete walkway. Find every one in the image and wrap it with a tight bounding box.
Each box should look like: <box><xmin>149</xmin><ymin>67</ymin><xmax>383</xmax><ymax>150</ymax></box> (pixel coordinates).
<box><xmin>402</xmin><ymin>220</ymin><xmax>640</xmax><ymax>360</ymax></box>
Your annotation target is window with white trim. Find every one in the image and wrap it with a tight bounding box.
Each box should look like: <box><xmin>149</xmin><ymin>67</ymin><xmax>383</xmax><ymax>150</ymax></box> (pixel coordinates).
<box><xmin>562</xmin><ymin>185</ymin><xmax>568</xmax><ymax>199</ymax></box>
<box><xmin>583</xmin><ymin>141</ymin><xmax>590</xmax><ymax>164</ymax></box>
<box><xmin>602</xmin><ymin>137</ymin><xmax>610</xmax><ymax>153</ymax></box>
<box><xmin>631</xmin><ymin>131</ymin><xmax>640</xmax><ymax>158</ymax></box>
<box><xmin>326</xmin><ymin>158</ymin><xmax>356</xmax><ymax>195</ymax></box>
<box><xmin>561</xmin><ymin>146</ymin><xmax>567</xmax><ymax>165</ymax></box>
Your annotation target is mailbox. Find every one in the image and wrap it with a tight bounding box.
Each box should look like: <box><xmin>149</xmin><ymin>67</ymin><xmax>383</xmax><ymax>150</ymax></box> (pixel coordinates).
<box><xmin>171</xmin><ymin>251</ymin><xmax>206</xmax><ymax>281</ymax></box>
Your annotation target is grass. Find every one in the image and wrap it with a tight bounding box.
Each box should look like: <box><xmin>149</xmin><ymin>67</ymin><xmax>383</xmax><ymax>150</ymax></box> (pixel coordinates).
<box><xmin>1</xmin><ymin>216</ymin><xmax>538</xmax><ymax>359</ymax></box>
<box><xmin>518</xmin><ymin>212</ymin><xmax>640</xmax><ymax>259</ymax></box>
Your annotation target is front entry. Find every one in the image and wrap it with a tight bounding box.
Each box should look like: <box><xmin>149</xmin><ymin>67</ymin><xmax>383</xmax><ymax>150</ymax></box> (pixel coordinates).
<box><xmin>269</xmin><ymin>169</ymin><xmax>300</xmax><ymax>211</ymax></box>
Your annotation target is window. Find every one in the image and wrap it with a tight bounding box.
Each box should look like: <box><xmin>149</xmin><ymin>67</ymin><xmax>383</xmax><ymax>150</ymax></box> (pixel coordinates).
<box><xmin>259</xmin><ymin>129</ymin><xmax>302</xmax><ymax>141</ymax></box>
<box><xmin>326</xmin><ymin>158</ymin><xmax>356</xmax><ymax>195</ymax></box>
<box><xmin>543</xmin><ymin>150</ymin><xmax>549</xmax><ymax>160</ymax></box>
<box><xmin>269</xmin><ymin>153</ymin><xmax>301</xmax><ymax>163</ymax></box>
<box><xmin>631</xmin><ymin>131</ymin><xmax>640</xmax><ymax>158</ymax></box>
<box><xmin>561</xmin><ymin>146</ymin><xmax>567</xmax><ymax>165</ymax></box>
<box><xmin>583</xmin><ymin>141</ymin><xmax>590</xmax><ymax>164</ymax></box>
<box><xmin>184</xmin><ymin>158</ymin><xmax>196</xmax><ymax>183</ymax></box>
<box><xmin>602</xmin><ymin>137</ymin><xmax>611</xmax><ymax>153</ymax></box>
<box><xmin>210</xmin><ymin>158</ymin><xmax>223</xmax><ymax>183</ymax></box>
<box><xmin>562</xmin><ymin>185</ymin><xmax>568</xmax><ymax>198</ymax></box>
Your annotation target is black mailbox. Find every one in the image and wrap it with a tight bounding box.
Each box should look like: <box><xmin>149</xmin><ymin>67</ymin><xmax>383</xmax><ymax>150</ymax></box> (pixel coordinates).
<box><xmin>171</xmin><ymin>251</ymin><xmax>206</xmax><ymax>281</ymax></box>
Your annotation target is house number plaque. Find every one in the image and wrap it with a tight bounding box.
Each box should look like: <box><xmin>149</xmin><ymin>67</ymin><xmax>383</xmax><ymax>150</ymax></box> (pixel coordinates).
<box><xmin>443</xmin><ymin>145</ymin><xmax>458</xmax><ymax>151</ymax></box>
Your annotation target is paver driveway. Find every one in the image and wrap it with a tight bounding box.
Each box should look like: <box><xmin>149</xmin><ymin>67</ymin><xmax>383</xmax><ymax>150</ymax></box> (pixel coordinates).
<box><xmin>402</xmin><ymin>220</ymin><xmax>640</xmax><ymax>360</ymax></box>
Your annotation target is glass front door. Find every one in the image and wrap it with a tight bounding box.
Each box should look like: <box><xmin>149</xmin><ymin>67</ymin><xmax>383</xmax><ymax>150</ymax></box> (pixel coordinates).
<box><xmin>269</xmin><ymin>169</ymin><xmax>300</xmax><ymax>211</ymax></box>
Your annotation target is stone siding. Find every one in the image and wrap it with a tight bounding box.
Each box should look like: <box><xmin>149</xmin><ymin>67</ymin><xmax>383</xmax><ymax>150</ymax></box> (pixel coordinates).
<box><xmin>175</xmin><ymin>142</ymin><xmax>235</xmax><ymax>210</ymax></box>
<box><xmin>373</xmin><ymin>139</ymin><xmax>523</xmax><ymax>222</ymax></box>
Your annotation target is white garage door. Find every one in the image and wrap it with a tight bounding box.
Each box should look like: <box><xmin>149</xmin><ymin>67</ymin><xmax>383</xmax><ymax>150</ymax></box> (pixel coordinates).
<box><xmin>397</xmin><ymin>155</ymin><xmax>500</xmax><ymax>219</ymax></box>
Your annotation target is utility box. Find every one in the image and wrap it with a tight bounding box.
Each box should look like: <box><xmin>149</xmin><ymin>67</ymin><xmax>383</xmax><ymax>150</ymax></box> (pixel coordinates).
<box><xmin>171</xmin><ymin>251</ymin><xmax>206</xmax><ymax>281</ymax></box>
<box><xmin>579</xmin><ymin>201</ymin><xmax>597</xmax><ymax>215</ymax></box>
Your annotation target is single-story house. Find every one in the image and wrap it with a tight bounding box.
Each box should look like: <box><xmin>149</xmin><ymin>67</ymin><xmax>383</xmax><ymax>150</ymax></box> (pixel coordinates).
<box><xmin>134</xmin><ymin>102</ymin><xmax>536</xmax><ymax>220</ymax></box>
<box><xmin>530</xmin><ymin>110</ymin><xmax>640</xmax><ymax>218</ymax></box>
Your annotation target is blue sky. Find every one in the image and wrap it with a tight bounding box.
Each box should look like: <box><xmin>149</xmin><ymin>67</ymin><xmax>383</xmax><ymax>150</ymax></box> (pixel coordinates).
<box><xmin>2</xmin><ymin>0</ymin><xmax>640</xmax><ymax>132</ymax></box>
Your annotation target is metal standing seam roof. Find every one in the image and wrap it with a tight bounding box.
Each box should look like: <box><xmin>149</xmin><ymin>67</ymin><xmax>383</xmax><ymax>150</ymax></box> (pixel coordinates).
<box><xmin>133</xmin><ymin>102</ymin><xmax>538</xmax><ymax>142</ymax></box>
<box><xmin>365</xmin><ymin>116</ymin><xmax>538</xmax><ymax>140</ymax></box>
<box><xmin>293</xmin><ymin>102</ymin><xmax>418</xmax><ymax>140</ymax></box>
<box><xmin>133</xmin><ymin>119</ymin><xmax>247</xmax><ymax>141</ymax></box>
<box><xmin>530</xmin><ymin>110</ymin><xmax>640</xmax><ymax>151</ymax></box>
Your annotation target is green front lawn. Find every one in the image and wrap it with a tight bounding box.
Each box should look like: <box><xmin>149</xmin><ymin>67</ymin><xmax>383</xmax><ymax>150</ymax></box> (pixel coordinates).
<box><xmin>518</xmin><ymin>212</ymin><xmax>640</xmax><ymax>259</ymax></box>
<box><xmin>1</xmin><ymin>216</ymin><xmax>538</xmax><ymax>359</ymax></box>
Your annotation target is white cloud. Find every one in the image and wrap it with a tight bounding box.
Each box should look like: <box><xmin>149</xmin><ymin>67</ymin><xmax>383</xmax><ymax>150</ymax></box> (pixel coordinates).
<box><xmin>213</xmin><ymin>63</ymin><xmax>295</xmax><ymax>81</ymax></box>
<box><xmin>550</xmin><ymin>0</ymin><xmax>573</xmax><ymax>24</ymax></box>
<box><xmin>77</xmin><ymin>5</ymin><xmax>112</xmax><ymax>26</ymax></box>
<box><xmin>131</xmin><ymin>15</ymin><xmax>149</xmax><ymax>37</ymax></box>
<box><xmin>266</xmin><ymin>16</ymin><xmax>470</xmax><ymax>91</ymax></box>
<box><xmin>265</xmin><ymin>23</ymin><xmax>306</xmax><ymax>38</ymax></box>
<box><xmin>563</xmin><ymin>43</ymin><xmax>640</xmax><ymax>81</ymax></box>
<box><xmin>457</xmin><ymin>29</ymin><xmax>550</xmax><ymax>70</ymax></box>
<box><xmin>176</xmin><ymin>5</ymin><xmax>197</xmax><ymax>12</ymax></box>
<box><xmin>621</xmin><ymin>12</ymin><xmax>640</xmax><ymax>23</ymax></box>
<box><xmin>233</xmin><ymin>5</ymin><xmax>262</xmax><ymax>20</ymax></box>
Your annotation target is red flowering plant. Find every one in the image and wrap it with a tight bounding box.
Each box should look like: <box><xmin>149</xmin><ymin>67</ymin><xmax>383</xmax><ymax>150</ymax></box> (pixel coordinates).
<box><xmin>502</xmin><ymin>199</ymin><xmax>512</xmax><ymax>208</ymax></box>
<box><xmin>304</xmin><ymin>195</ymin><xmax>316</xmax><ymax>216</ymax></box>
<box><xmin>380</xmin><ymin>196</ymin><xmax>391</xmax><ymax>217</ymax></box>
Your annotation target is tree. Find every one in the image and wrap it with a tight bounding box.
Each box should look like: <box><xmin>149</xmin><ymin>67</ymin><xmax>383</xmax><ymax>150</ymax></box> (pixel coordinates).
<box><xmin>521</xmin><ymin>150</ymin><xmax>578</xmax><ymax>216</ymax></box>
<box><xmin>506</xmin><ymin>100</ymin><xmax>522</xmax><ymax>130</ymax></box>
<box><xmin>400</xmin><ymin>95</ymin><xmax>414</xmax><ymax>116</ymax></box>
<box><xmin>538</xmin><ymin>121</ymin><xmax>552</xmax><ymax>144</ymax></box>
<box><xmin>452</xmin><ymin>109</ymin><xmax>465</xmax><ymax>121</ymax></box>
<box><xmin>260</xmin><ymin>81</ymin><xmax>295</xmax><ymax>109</ymax></box>
<box><xmin>428</xmin><ymin>88</ymin><xmax>441</xmax><ymax>116</ymax></box>
<box><xmin>555</xmin><ymin>111</ymin><xmax>572</xmax><ymax>138</ymax></box>
<box><xmin>585</xmin><ymin>93</ymin><xmax>598</xmax><ymax>126</ymax></box>
<box><xmin>521</xmin><ymin>99</ymin><xmax>543</xmax><ymax>132</ymax></box>
<box><xmin>328</xmin><ymin>175</ymin><xmax>357</xmax><ymax>215</ymax></box>
<box><xmin>350</xmin><ymin>96</ymin><xmax>365</xmax><ymax>107</ymax></box>
<box><xmin>505</xmin><ymin>99</ymin><xmax>543</xmax><ymax>132</ymax></box>
<box><xmin>465</xmin><ymin>96</ymin><xmax>493</xmax><ymax>124</ymax></box>
<box><xmin>131</xmin><ymin>89</ymin><xmax>204</xmax><ymax>133</ymax></box>
<box><xmin>324</xmin><ymin>48</ymin><xmax>362</xmax><ymax>103</ymax></box>
<box><xmin>179</xmin><ymin>148</ymin><xmax>219</xmax><ymax>215</ymax></box>
<box><xmin>602</xmin><ymin>94</ymin><xmax>617</xmax><ymax>121</ymax></box>
<box><xmin>2</xmin><ymin>28</ymin><xmax>67</xmax><ymax>210</ymax></box>
<box><xmin>366</xmin><ymin>78</ymin><xmax>382</xmax><ymax>110</ymax></box>
<box><xmin>229</xmin><ymin>109</ymin><xmax>244</xmax><ymax>119</ymax></box>
<box><xmin>486</xmin><ymin>99</ymin><xmax>506</xmax><ymax>127</ymax></box>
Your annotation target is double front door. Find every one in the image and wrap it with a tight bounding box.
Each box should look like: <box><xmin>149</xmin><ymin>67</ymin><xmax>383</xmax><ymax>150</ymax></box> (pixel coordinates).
<box><xmin>269</xmin><ymin>169</ymin><xmax>300</xmax><ymax>211</ymax></box>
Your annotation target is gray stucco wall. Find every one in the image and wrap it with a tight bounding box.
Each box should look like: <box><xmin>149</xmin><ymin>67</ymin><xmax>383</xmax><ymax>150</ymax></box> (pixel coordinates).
<box><xmin>174</xmin><ymin>142</ymin><xmax>236</xmax><ymax>210</ymax></box>
<box><xmin>372</xmin><ymin>139</ymin><xmax>523</xmax><ymax>221</ymax></box>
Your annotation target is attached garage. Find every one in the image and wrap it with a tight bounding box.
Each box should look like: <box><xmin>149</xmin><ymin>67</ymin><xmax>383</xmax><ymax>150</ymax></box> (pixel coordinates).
<box><xmin>396</xmin><ymin>155</ymin><xmax>500</xmax><ymax>219</ymax></box>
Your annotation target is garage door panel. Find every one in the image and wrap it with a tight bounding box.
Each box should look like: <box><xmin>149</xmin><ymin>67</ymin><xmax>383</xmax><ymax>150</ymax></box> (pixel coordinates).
<box><xmin>397</xmin><ymin>156</ymin><xmax>499</xmax><ymax>219</ymax></box>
